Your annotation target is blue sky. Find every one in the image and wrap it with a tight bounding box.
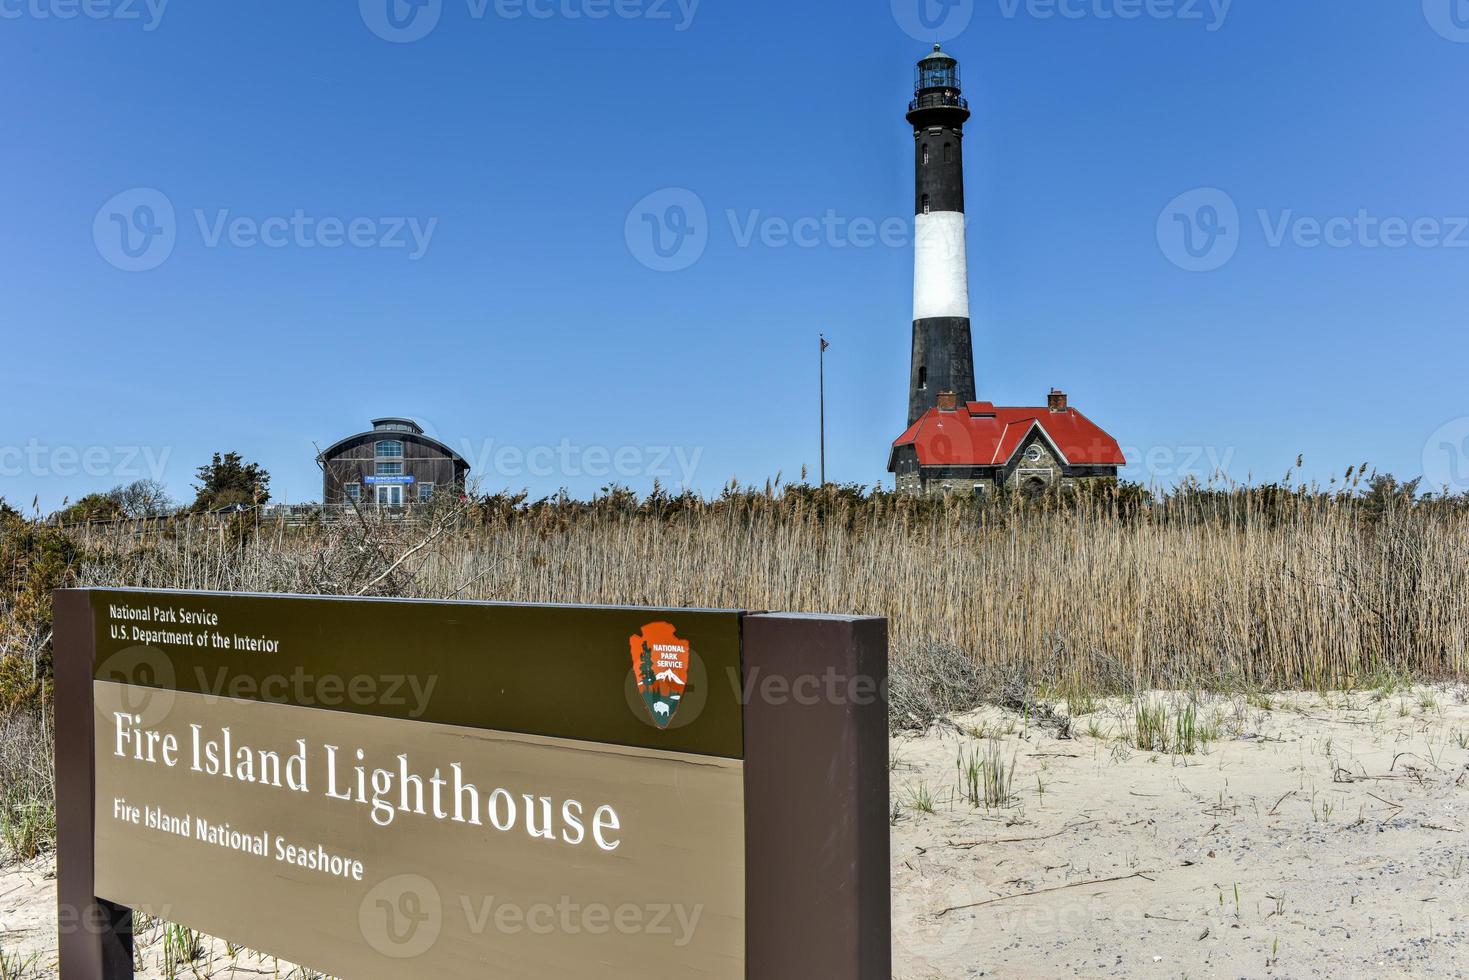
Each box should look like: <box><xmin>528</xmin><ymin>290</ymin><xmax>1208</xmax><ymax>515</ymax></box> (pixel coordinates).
<box><xmin>3</xmin><ymin>0</ymin><xmax>1468</xmax><ymax>510</ymax></box>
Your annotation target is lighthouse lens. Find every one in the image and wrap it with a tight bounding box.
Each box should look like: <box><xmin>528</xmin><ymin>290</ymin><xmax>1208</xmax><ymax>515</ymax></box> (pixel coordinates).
<box><xmin>917</xmin><ymin>64</ymin><xmax>959</xmax><ymax>91</ymax></box>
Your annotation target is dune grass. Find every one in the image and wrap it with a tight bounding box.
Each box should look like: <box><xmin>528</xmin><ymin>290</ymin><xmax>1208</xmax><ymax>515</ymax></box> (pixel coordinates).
<box><xmin>60</xmin><ymin>476</ymin><xmax>1469</xmax><ymax>699</ymax></box>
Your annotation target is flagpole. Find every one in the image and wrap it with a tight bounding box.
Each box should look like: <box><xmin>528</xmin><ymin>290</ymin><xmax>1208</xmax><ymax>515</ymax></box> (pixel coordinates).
<box><xmin>819</xmin><ymin>334</ymin><xmax>827</xmax><ymax>487</ymax></box>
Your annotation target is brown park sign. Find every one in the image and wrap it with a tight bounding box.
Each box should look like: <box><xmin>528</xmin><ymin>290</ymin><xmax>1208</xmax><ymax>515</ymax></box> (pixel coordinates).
<box><xmin>55</xmin><ymin>590</ymin><xmax>890</xmax><ymax>979</ymax></box>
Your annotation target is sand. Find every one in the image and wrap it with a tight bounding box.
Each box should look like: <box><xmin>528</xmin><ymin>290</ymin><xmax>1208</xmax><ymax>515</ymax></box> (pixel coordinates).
<box><xmin>3</xmin><ymin>687</ymin><xmax>1467</xmax><ymax>977</ymax></box>
<box><xmin>892</xmin><ymin>687</ymin><xmax>1469</xmax><ymax>978</ymax></box>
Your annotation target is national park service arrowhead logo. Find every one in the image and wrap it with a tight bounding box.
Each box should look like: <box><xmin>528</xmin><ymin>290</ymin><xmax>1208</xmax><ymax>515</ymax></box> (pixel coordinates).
<box><xmin>630</xmin><ymin>622</ymin><xmax>689</xmax><ymax>729</ymax></box>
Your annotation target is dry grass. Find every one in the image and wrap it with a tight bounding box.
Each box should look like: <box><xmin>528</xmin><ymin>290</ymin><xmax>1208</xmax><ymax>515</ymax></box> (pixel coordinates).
<box><xmin>0</xmin><ymin>711</ymin><xmax>53</xmax><ymax>863</ymax></box>
<box><xmin>62</xmin><ymin>479</ymin><xmax>1469</xmax><ymax>700</ymax></box>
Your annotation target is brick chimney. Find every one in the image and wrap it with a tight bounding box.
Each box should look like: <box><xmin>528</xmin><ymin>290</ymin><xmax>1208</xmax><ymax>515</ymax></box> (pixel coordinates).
<box><xmin>1048</xmin><ymin>388</ymin><xmax>1068</xmax><ymax>413</ymax></box>
<box><xmin>937</xmin><ymin>391</ymin><xmax>958</xmax><ymax>412</ymax></box>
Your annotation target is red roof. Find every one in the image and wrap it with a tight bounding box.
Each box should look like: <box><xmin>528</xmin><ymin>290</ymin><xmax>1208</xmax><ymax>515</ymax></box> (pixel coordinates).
<box><xmin>889</xmin><ymin>401</ymin><xmax>1126</xmax><ymax>470</ymax></box>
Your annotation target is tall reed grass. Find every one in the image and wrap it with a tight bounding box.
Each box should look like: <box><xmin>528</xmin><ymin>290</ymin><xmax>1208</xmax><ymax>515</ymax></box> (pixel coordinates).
<box><xmin>65</xmin><ymin>478</ymin><xmax>1469</xmax><ymax>696</ymax></box>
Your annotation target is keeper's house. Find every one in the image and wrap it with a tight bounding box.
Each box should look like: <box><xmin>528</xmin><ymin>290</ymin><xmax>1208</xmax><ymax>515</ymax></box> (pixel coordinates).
<box><xmin>888</xmin><ymin>390</ymin><xmax>1124</xmax><ymax>497</ymax></box>
<box><xmin>318</xmin><ymin>418</ymin><xmax>470</xmax><ymax>507</ymax></box>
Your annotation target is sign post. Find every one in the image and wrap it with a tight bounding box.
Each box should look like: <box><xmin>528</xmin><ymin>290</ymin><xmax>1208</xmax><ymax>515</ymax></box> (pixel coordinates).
<box><xmin>55</xmin><ymin>590</ymin><xmax>134</xmax><ymax>979</ymax></box>
<box><xmin>55</xmin><ymin>589</ymin><xmax>888</xmax><ymax>979</ymax></box>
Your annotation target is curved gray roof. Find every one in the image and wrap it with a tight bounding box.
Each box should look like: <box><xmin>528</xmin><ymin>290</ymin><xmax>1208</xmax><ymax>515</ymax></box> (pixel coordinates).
<box><xmin>316</xmin><ymin>427</ymin><xmax>469</xmax><ymax>468</ymax></box>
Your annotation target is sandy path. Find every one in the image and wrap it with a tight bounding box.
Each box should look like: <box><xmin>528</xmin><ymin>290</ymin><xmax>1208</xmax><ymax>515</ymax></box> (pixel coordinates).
<box><xmin>3</xmin><ymin>688</ymin><xmax>1466</xmax><ymax>978</ymax></box>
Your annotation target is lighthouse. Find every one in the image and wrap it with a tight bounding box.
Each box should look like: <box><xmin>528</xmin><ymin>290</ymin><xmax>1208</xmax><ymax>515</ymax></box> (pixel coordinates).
<box><xmin>906</xmin><ymin>44</ymin><xmax>976</xmax><ymax>426</ymax></box>
<box><xmin>890</xmin><ymin>46</ymin><xmax>1126</xmax><ymax>497</ymax></box>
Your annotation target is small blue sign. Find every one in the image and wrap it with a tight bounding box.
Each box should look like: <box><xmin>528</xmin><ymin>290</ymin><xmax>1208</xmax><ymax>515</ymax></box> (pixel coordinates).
<box><xmin>363</xmin><ymin>475</ymin><xmax>416</xmax><ymax>484</ymax></box>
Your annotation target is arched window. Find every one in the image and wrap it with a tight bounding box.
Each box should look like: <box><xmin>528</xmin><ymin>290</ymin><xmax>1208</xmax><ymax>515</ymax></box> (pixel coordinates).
<box><xmin>376</xmin><ymin>440</ymin><xmax>404</xmax><ymax>459</ymax></box>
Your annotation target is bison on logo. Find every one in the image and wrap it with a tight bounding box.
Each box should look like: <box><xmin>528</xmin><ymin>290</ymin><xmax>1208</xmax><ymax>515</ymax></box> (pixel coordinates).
<box><xmin>629</xmin><ymin>622</ymin><xmax>690</xmax><ymax>729</ymax></box>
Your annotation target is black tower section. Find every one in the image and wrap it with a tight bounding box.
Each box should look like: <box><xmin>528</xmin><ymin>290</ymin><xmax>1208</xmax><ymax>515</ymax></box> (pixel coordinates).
<box><xmin>906</xmin><ymin>45</ymin><xmax>977</xmax><ymax>426</ymax></box>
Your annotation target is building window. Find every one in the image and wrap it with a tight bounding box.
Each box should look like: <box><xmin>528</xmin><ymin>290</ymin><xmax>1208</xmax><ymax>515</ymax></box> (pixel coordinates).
<box><xmin>344</xmin><ymin>484</ymin><xmax>361</xmax><ymax>503</ymax></box>
<box><xmin>921</xmin><ymin>194</ymin><xmax>931</xmax><ymax>214</ymax></box>
<box><xmin>922</xmin><ymin>144</ymin><xmax>929</xmax><ymax>166</ymax></box>
<box><xmin>377</xmin><ymin>462</ymin><xmax>404</xmax><ymax>476</ymax></box>
<box><xmin>918</xmin><ymin>365</ymin><xmax>927</xmax><ymax>390</ymax></box>
<box><xmin>376</xmin><ymin>440</ymin><xmax>404</xmax><ymax>459</ymax></box>
<box><xmin>418</xmin><ymin>483</ymin><xmax>434</xmax><ymax>503</ymax></box>
<box><xmin>944</xmin><ymin>142</ymin><xmax>952</xmax><ymax>163</ymax></box>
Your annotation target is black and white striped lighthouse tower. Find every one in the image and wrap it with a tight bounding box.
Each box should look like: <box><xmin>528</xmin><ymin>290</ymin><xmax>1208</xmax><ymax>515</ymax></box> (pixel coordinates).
<box><xmin>906</xmin><ymin>44</ymin><xmax>977</xmax><ymax>426</ymax></box>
